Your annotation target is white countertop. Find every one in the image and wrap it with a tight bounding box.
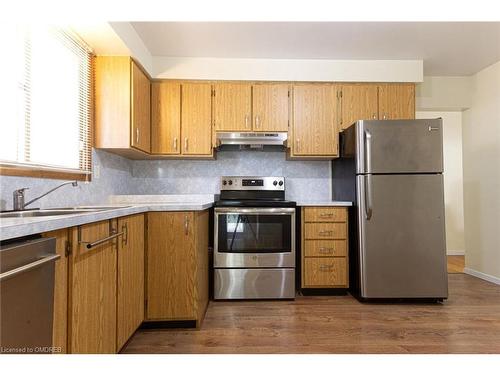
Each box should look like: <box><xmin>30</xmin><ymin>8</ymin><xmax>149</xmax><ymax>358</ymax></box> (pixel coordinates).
<box><xmin>297</xmin><ymin>200</ymin><xmax>353</xmax><ymax>207</ymax></box>
<box><xmin>0</xmin><ymin>195</ymin><xmax>215</xmax><ymax>241</ymax></box>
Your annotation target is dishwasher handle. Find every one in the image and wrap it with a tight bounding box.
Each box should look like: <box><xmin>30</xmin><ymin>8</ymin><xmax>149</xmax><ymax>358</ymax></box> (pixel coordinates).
<box><xmin>0</xmin><ymin>254</ymin><xmax>60</xmax><ymax>282</ymax></box>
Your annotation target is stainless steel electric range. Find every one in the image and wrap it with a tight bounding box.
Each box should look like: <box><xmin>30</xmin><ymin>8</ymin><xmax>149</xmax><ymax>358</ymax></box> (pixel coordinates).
<box><xmin>213</xmin><ymin>176</ymin><xmax>296</xmax><ymax>300</ymax></box>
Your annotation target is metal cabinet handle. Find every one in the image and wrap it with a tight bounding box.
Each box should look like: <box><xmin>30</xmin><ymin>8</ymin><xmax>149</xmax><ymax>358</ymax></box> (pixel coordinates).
<box><xmin>136</xmin><ymin>128</ymin><xmax>139</xmax><ymax>144</ymax></box>
<box><xmin>319</xmin><ymin>247</ymin><xmax>334</xmax><ymax>254</ymax></box>
<box><xmin>383</xmin><ymin>114</ymin><xmax>387</xmax><ymax>120</ymax></box>
<box><xmin>245</xmin><ymin>115</ymin><xmax>249</xmax><ymax>128</ymax></box>
<box><xmin>372</xmin><ymin>114</ymin><xmax>377</xmax><ymax>119</ymax></box>
<box><xmin>319</xmin><ymin>264</ymin><xmax>334</xmax><ymax>272</ymax></box>
<box><xmin>318</xmin><ymin>230</ymin><xmax>333</xmax><ymax>236</ymax></box>
<box><xmin>184</xmin><ymin>137</ymin><xmax>188</xmax><ymax>151</ymax></box>
<box><xmin>296</xmin><ymin>138</ymin><xmax>300</xmax><ymax>152</ymax></box>
<box><xmin>79</xmin><ymin>228</ymin><xmax>124</xmax><ymax>250</ymax></box>
<box><xmin>121</xmin><ymin>223</ymin><xmax>128</xmax><ymax>246</ymax></box>
<box><xmin>173</xmin><ymin>137</ymin><xmax>177</xmax><ymax>150</ymax></box>
<box><xmin>338</xmin><ymin>90</ymin><xmax>343</xmax><ymax>126</ymax></box>
<box><xmin>319</xmin><ymin>213</ymin><xmax>334</xmax><ymax>218</ymax></box>
<box><xmin>0</xmin><ymin>254</ymin><xmax>60</xmax><ymax>282</ymax></box>
<box><xmin>184</xmin><ymin>215</ymin><xmax>189</xmax><ymax>235</ymax></box>
<box><xmin>255</xmin><ymin>115</ymin><xmax>260</xmax><ymax>129</ymax></box>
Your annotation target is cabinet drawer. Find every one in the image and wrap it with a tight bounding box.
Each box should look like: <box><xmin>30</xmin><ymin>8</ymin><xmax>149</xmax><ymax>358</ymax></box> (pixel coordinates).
<box><xmin>303</xmin><ymin>207</ymin><xmax>347</xmax><ymax>222</ymax></box>
<box><xmin>303</xmin><ymin>240</ymin><xmax>347</xmax><ymax>257</ymax></box>
<box><xmin>303</xmin><ymin>258</ymin><xmax>347</xmax><ymax>287</ymax></box>
<box><xmin>304</xmin><ymin>223</ymin><xmax>347</xmax><ymax>239</ymax></box>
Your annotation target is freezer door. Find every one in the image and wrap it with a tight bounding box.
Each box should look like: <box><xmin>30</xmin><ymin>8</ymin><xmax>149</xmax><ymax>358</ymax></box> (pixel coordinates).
<box><xmin>356</xmin><ymin>174</ymin><xmax>448</xmax><ymax>298</ymax></box>
<box><xmin>355</xmin><ymin>119</ymin><xmax>443</xmax><ymax>174</ymax></box>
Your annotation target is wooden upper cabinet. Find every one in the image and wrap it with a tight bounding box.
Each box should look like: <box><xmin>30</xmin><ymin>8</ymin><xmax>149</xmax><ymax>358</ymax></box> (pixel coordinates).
<box><xmin>95</xmin><ymin>56</ymin><xmax>151</xmax><ymax>155</ymax></box>
<box><xmin>117</xmin><ymin>214</ymin><xmax>144</xmax><ymax>351</ymax></box>
<box><xmin>69</xmin><ymin>220</ymin><xmax>117</xmax><ymax>354</ymax></box>
<box><xmin>340</xmin><ymin>84</ymin><xmax>379</xmax><ymax>130</ymax></box>
<box><xmin>131</xmin><ymin>62</ymin><xmax>151</xmax><ymax>153</ymax></box>
<box><xmin>214</xmin><ymin>83</ymin><xmax>252</xmax><ymax>131</ymax></box>
<box><xmin>252</xmin><ymin>84</ymin><xmax>289</xmax><ymax>132</ymax></box>
<box><xmin>181</xmin><ymin>83</ymin><xmax>213</xmax><ymax>155</ymax></box>
<box><xmin>151</xmin><ymin>82</ymin><xmax>181</xmax><ymax>155</ymax></box>
<box><xmin>378</xmin><ymin>83</ymin><xmax>415</xmax><ymax>120</ymax></box>
<box><xmin>291</xmin><ymin>84</ymin><xmax>339</xmax><ymax>157</ymax></box>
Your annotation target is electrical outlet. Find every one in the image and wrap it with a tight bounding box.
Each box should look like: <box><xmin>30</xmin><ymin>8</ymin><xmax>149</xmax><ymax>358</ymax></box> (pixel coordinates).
<box><xmin>94</xmin><ymin>165</ymin><xmax>100</xmax><ymax>179</ymax></box>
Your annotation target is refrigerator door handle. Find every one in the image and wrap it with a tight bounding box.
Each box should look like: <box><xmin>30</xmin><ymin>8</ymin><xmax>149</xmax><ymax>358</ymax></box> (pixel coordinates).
<box><xmin>364</xmin><ymin>129</ymin><xmax>373</xmax><ymax>220</ymax></box>
<box><xmin>364</xmin><ymin>129</ymin><xmax>372</xmax><ymax>173</ymax></box>
<box><xmin>365</xmin><ymin>174</ymin><xmax>373</xmax><ymax>220</ymax></box>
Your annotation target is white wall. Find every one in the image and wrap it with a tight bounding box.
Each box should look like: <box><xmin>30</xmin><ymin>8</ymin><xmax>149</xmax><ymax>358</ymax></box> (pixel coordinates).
<box><xmin>462</xmin><ymin>60</ymin><xmax>500</xmax><ymax>283</ymax></box>
<box><xmin>416</xmin><ymin>111</ymin><xmax>465</xmax><ymax>255</ymax></box>
<box><xmin>416</xmin><ymin>76</ymin><xmax>472</xmax><ymax>111</ymax></box>
<box><xmin>153</xmin><ymin>57</ymin><xmax>423</xmax><ymax>82</ymax></box>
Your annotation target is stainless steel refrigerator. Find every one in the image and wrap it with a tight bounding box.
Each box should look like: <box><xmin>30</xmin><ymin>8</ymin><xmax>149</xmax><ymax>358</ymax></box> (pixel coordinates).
<box><xmin>332</xmin><ymin>119</ymin><xmax>448</xmax><ymax>300</ymax></box>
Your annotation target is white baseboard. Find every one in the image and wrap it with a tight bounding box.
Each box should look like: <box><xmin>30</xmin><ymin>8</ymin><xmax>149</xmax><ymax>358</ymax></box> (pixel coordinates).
<box><xmin>447</xmin><ymin>250</ymin><xmax>465</xmax><ymax>256</ymax></box>
<box><xmin>464</xmin><ymin>267</ymin><xmax>500</xmax><ymax>285</ymax></box>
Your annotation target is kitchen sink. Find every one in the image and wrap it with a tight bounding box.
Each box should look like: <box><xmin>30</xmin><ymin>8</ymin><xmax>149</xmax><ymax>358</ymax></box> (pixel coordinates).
<box><xmin>0</xmin><ymin>210</ymin><xmax>102</xmax><ymax>218</ymax></box>
<box><xmin>0</xmin><ymin>206</ymin><xmax>130</xmax><ymax>219</ymax></box>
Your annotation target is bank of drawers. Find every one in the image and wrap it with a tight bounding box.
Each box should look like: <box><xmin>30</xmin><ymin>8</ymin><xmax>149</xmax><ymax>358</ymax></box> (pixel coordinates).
<box><xmin>301</xmin><ymin>206</ymin><xmax>349</xmax><ymax>288</ymax></box>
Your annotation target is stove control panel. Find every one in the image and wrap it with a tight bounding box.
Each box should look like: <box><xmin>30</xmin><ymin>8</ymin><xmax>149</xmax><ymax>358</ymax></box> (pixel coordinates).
<box><xmin>220</xmin><ymin>176</ymin><xmax>285</xmax><ymax>191</ymax></box>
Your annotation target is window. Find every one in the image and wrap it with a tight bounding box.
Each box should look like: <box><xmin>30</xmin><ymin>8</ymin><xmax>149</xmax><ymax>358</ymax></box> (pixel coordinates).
<box><xmin>0</xmin><ymin>25</ymin><xmax>93</xmax><ymax>179</ymax></box>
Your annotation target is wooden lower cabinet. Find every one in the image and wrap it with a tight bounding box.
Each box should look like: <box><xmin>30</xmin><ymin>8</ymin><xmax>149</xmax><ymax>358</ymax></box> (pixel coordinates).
<box><xmin>146</xmin><ymin>211</ymin><xmax>209</xmax><ymax>327</ymax></box>
<box><xmin>42</xmin><ymin>229</ymin><xmax>69</xmax><ymax>354</ymax></box>
<box><xmin>68</xmin><ymin>220</ymin><xmax>117</xmax><ymax>353</ymax></box>
<box><xmin>117</xmin><ymin>214</ymin><xmax>145</xmax><ymax>350</ymax></box>
<box><xmin>301</xmin><ymin>207</ymin><xmax>349</xmax><ymax>289</ymax></box>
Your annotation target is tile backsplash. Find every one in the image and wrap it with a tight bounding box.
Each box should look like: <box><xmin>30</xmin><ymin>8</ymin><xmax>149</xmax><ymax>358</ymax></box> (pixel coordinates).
<box><xmin>130</xmin><ymin>149</ymin><xmax>331</xmax><ymax>201</ymax></box>
<box><xmin>0</xmin><ymin>150</ymin><xmax>133</xmax><ymax>210</ymax></box>
<box><xmin>0</xmin><ymin>148</ymin><xmax>331</xmax><ymax>210</ymax></box>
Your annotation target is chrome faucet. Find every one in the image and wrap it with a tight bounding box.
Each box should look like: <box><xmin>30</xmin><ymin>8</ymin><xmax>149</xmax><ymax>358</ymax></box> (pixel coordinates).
<box><xmin>13</xmin><ymin>181</ymin><xmax>78</xmax><ymax>211</ymax></box>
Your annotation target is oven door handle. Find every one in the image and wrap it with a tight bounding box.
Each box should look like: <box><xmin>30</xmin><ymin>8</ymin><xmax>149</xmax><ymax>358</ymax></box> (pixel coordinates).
<box><xmin>214</xmin><ymin>207</ymin><xmax>295</xmax><ymax>214</ymax></box>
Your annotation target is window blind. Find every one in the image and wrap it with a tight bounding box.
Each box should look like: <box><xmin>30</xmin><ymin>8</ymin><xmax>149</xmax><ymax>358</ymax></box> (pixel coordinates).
<box><xmin>0</xmin><ymin>26</ymin><xmax>93</xmax><ymax>175</ymax></box>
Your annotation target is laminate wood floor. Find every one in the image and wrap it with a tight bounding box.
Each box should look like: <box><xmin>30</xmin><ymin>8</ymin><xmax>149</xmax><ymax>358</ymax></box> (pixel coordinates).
<box><xmin>448</xmin><ymin>255</ymin><xmax>465</xmax><ymax>273</ymax></box>
<box><xmin>122</xmin><ymin>274</ymin><xmax>500</xmax><ymax>354</ymax></box>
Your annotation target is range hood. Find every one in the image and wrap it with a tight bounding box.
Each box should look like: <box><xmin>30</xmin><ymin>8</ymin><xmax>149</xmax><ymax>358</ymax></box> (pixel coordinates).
<box><xmin>216</xmin><ymin>132</ymin><xmax>288</xmax><ymax>149</ymax></box>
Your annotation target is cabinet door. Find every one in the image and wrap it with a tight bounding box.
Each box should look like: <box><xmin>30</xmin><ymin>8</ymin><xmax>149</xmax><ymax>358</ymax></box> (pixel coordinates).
<box><xmin>147</xmin><ymin>212</ymin><xmax>196</xmax><ymax>320</ymax></box>
<box><xmin>131</xmin><ymin>62</ymin><xmax>151</xmax><ymax>152</ymax></box>
<box><xmin>292</xmin><ymin>84</ymin><xmax>339</xmax><ymax>156</ymax></box>
<box><xmin>252</xmin><ymin>84</ymin><xmax>289</xmax><ymax>132</ymax></box>
<box><xmin>117</xmin><ymin>214</ymin><xmax>144</xmax><ymax>350</ymax></box>
<box><xmin>340</xmin><ymin>84</ymin><xmax>378</xmax><ymax>130</ymax></box>
<box><xmin>42</xmin><ymin>229</ymin><xmax>69</xmax><ymax>354</ymax></box>
<box><xmin>151</xmin><ymin>82</ymin><xmax>181</xmax><ymax>154</ymax></box>
<box><xmin>214</xmin><ymin>83</ymin><xmax>252</xmax><ymax>131</ymax></box>
<box><xmin>69</xmin><ymin>220</ymin><xmax>117</xmax><ymax>353</ymax></box>
<box><xmin>181</xmin><ymin>83</ymin><xmax>213</xmax><ymax>155</ymax></box>
<box><xmin>378</xmin><ymin>83</ymin><xmax>415</xmax><ymax>120</ymax></box>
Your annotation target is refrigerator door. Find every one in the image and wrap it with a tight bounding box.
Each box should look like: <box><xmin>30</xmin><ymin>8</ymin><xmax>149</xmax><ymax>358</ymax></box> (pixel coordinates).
<box><xmin>356</xmin><ymin>174</ymin><xmax>448</xmax><ymax>298</ymax></box>
<box><xmin>355</xmin><ymin>119</ymin><xmax>444</xmax><ymax>174</ymax></box>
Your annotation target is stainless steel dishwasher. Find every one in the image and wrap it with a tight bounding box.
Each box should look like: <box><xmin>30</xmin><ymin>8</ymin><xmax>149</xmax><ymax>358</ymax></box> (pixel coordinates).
<box><xmin>0</xmin><ymin>236</ymin><xmax>59</xmax><ymax>353</ymax></box>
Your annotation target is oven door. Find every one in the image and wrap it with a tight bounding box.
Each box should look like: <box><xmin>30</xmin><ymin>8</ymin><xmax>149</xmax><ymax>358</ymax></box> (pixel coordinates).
<box><xmin>214</xmin><ymin>207</ymin><xmax>296</xmax><ymax>268</ymax></box>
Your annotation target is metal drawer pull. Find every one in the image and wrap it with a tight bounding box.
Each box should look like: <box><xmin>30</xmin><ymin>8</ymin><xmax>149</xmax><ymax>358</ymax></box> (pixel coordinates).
<box><xmin>80</xmin><ymin>228</ymin><xmax>124</xmax><ymax>250</ymax></box>
<box><xmin>319</xmin><ymin>213</ymin><xmax>334</xmax><ymax>218</ymax></box>
<box><xmin>121</xmin><ymin>223</ymin><xmax>128</xmax><ymax>246</ymax></box>
<box><xmin>0</xmin><ymin>254</ymin><xmax>60</xmax><ymax>282</ymax></box>
<box><xmin>319</xmin><ymin>247</ymin><xmax>334</xmax><ymax>254</ymax></box>
<box><xmin>184</xmin><ymin>215</ymin><xmax>189</xmax><ymax>235</ymax></box>
<box><xmin>173</xmin><ymin>137</ymin><xmax>177</xmax><ymax>150</ymax></box>
<box><xmin>319</xmin><ymin>264</ymin><xmax>334</xmax><ymax>272</ymax></box>
<box><xmin>318</xmin><ymin>230</ymin><xmax>333</xmax><ymax>236</ymax></box>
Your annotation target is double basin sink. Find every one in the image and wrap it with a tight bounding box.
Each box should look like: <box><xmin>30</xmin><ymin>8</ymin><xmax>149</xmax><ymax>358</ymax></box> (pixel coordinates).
<box><xmin>0</xmin><ymin>206</ymin><xmax>130</xmax><ymax>219</ymax></box>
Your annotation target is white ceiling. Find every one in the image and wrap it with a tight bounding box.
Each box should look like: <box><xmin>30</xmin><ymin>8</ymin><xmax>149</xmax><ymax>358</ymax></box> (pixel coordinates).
<box><xmin>131</xmin><ymin>22</ymin><xmax>500</xmax><ymax>76</ymax></box>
